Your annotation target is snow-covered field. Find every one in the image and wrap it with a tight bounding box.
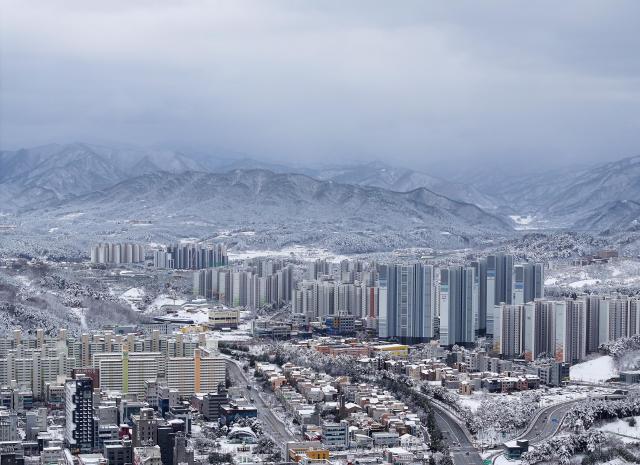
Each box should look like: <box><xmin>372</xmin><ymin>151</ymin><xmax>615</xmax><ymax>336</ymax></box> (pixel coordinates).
<box><xmin>570</xmin><ymin>356</ymin><xmax>618</xmax><ymax>383</ymax></box>
<box><xmin>568</xmin><ymin>278</ymin><xmax>601</xmax><ymax>288</ymax></box>
<box><xmin>168</xmin><ymin>306</ymin><xmax>211</xmax><ymax>324</ymax></box>
<box><xmin>148</xmin><ymin>294</ymin><xmax>186</xmax><ymax>311</ymax></box>
<box><xmin>596</xmin><ymin>415</ymin><xmax>640</xmax><ymax>443</ymax></box>
<box><xmin>120</xmin><ymin>287</ymin><xmax>145</xmax><ymax>311</ymax></box>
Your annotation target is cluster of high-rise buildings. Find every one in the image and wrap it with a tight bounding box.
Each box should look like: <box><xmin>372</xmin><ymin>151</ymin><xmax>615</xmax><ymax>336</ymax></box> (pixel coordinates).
<box><xmin>0</xmin><ymin>328</ymin><xmax>225</xmax><ymax>402</ymax></box>
<box><xmin>153</xmin><ymin>242</ymin><xmax>228</xmax><ymax>269</ymax></box>
<box><xmin>61</xmin><ymin>373</ymin><xmax>196</xmax><ymax>461</ymax></box>
<box><xmin>194</xmin><ymin>259</ymin><xmax>294</xmax><ymax>309</ymax></box>
<box><xmin>0</xmin><ymin>327</ymin><xmax>222</xmax><ymax>462</ymax></box>
<box><xmin>494</xmin><ymin>295</ymin><xmax>640</xmax><ymax>363</ymax></box>
<box><xmin>290</xmin><ymin>255</ymin><xmax>544</xmax><ymax>346</ymax></box>
<box><xmin>90</xmin><ymin>242</ymin><xmax>145</xmax><ymax>264</ymax></box>
<box><xmin>293</xmin><ymin>260</ymin><xmax>380</xmax><ymax>330</ymax></box>
<box><xmin>439</xmin><ymin>257</ymin><xmax>544</xmax><ymax>345</ymax></box>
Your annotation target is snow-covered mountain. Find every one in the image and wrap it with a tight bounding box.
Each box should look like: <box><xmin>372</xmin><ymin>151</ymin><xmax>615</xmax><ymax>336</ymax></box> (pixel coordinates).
<box><xmin>466</xmin><ymin>155</ymin><xmax>640</xmax><ymax>230</ymax></box>
<box><xmin>0</xmin><ymin>143</ymin><xmax>516</xmax><ymax>254</ymax></box>
<box><xmin>573</xmin><ymin>200</ymin><xmax>640</xmax><ymax>233</ymax></box>
<box><xmin>49</xmin><ymin>169</ymin><xmax>512</xmax><ymax>235</ymax></box>
<box><xmin>0</xmin><ymin>143</ymin><xmax>128</xmax><ymax>208</ymax></box>
<box><xmin>0</xmin><ymin>143</ymin><xmax>208</xmax><ymax>209</ymax></box>
<box><xmin>2</xmin><ymin>142</ymin><xmax>638</xmax><ymax>244</ymax></box>
<box><xmin>305</xmin><ymin>161</ymin><xmax>498</xmax><ymax>209</ymax></box>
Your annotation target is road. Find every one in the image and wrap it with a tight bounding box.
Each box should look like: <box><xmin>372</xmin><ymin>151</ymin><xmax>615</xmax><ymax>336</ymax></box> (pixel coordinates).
<box><xmin>432</xmin><ymin>405</ymin><xmax>484</xmax><ymax>465</ymax></box>
<box><xmin>518</xmin><ymin>394</ymin><xmax>622</xmax><ymax>445</ymax></box>
<box><xmin>224</xmin><ymin>358</ymin><xmax>297</xmax><ymax>446</ymax></box>
<box><xmin>487</xmin><ymin>394</ymin><xmax>622</xmax><ymax>464</ymax></box>
<box><xmin>518</xmin><ymin>401</ymin><xmax>575</xmax><ymax>444</ymax></box>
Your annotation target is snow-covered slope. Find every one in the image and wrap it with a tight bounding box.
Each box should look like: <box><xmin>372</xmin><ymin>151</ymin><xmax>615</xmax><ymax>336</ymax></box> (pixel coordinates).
<box><xmin>50</xmin><ymin>169</ymin><xmax>513</xmax><ymax>235</ymax></box>
<box><xmin>306</xmin><ymin>161</ymin><xmax>498</xmax><ymax>209</ymax></box>
<box><xmin>467</xmin><ymin>156</ymin><xmax>640</xmax><ymax>231</ymax></box>
<box><xmin>0</xmin><ymin>143</ymin><xmax>210</xmax><ymax>209</ymax></box>
<box><xmin>0</xmin><ymin>143</ymin><xmax>128</xmax><ymax>208</ymax></box>
<box><xmin>570</xmin><ymin>356</ymin><xmax>618</xmax><ymax>383</ymax></box>
<box><xmin>573</xmin><ymin>200</ymin><xmax>640</xmax><ymax>233</ymax></box>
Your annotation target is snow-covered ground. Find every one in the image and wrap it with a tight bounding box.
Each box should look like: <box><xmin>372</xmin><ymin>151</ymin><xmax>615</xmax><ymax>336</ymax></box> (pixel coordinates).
<box><xmin>509</xmin><ymin>214</ymin><xmax>537</xmax><ymax>231</ymax></box>
<box><xmin>546</xmin><ymin>259</ymin><xmax>640</xmax><ymax>290</ymax></box>
<box><xmin>148</xmin><ymin>294</ymin><xmax>186</xmax><ymax>311</ymax></box>
<box><xmin>69</xmin><ymin>307</ymin><xmax>88</xmax><ymax>330</ymax></box>
<box><xmin>568</xmin><ymin>278</ymin><xmax>601</xmax><ymax>288</ymax></box>
<box><xmin>494</xmin><ymin>453</ymin><xmax>522</xmax><ymax>465</ymax></box>
<box><xmin>570</xmin><ymin>355</ymin><xmax>618</xmax><ymax>383</ymax></box>
<box><xmin>458</xmin><ymin>385</ymin><xmax>615</xmax><ymax>414</ymax></box>
<box><xmin>228</xmin><ymin>245</ymin><xmax>350</xmax><ymax>262</ymax></box>
<box><xmin>120</xmin><ymin>287</ymin><xmax>145</xmax><ymax>311</ymax></box>
<box><xmin>596</xmin><ymin>416</ymin><xmax>640</xmax><ymax>443</ymax></box>
<box><xmin>168</xmin><ymin>306</ymin><xmax>211</xmax><ymax>324</ymax></box>
<box><xmin>458</xmin><ymin>391</ymin><xmax>485</xmax><ymax>412</ymax></box>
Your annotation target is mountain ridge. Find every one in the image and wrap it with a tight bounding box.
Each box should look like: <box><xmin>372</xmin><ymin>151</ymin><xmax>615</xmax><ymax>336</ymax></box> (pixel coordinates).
<box><xmin>2</xmin><ymin>142</ymin><xmax>639</xmax><ymax>238</ymax></box>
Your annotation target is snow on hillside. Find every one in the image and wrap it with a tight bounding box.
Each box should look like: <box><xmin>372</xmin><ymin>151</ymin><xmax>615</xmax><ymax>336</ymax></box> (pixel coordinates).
<box><xmin>120</xmin><ymin>287</ymin><xmax>145</xmax><ymax>311</ymax></box>
<box><xmin>568</xmin><ymin>278</ymin><xmax>600</xmax><ymax>288</ymax></box>
<box><xmin>148</xmin><ymin>294</ymin><xmax>186</xmax><ymax>311</ymax></box>
<box><xmin>595</xmin><ymin>415</ymin><xmax>640</xmax><ymax>443</ymax></box>
<box><xmin>228</xmin><ymin>245</ymin><xmax>350</xmax><ymax>262</ymax></box>
<box><xmin>545</xmin><ymin>259</ymin><xmax>640</xmax><ymax>291</ymax></box>
<box><xmin>570</xmin><ymin>356</ymin><xmax>618</xmax><ymax>383</ymax></box>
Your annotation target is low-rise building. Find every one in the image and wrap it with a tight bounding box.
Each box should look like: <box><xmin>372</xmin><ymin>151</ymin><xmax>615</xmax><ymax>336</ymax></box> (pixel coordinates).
<box><xmin>321</xmin><ymin>421</ymin><xmax>349</xmax><ymax>449</ymax></box>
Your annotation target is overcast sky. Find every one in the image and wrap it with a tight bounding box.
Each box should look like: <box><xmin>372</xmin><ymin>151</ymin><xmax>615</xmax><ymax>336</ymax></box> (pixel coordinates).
<box><xmin>1</xmin><ymin>0</ymin><xmax>639</xmax><ymax>172</ymax></box>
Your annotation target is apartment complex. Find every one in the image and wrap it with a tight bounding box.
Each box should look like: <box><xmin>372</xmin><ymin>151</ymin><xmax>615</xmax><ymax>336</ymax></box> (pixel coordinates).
<box><xmin>154</xmin><ymin>242</ymin><xmax>228</xmax><ymax>269</ymax></box>
<box><xmin>90</xmin><ymin>243</ymin><xmax>145</xmax><ymax>264</ymax></box>
<box><xmin>0</xmin><ymin>328</ymin><xmax>225</xmax><ymax>401</ymax></box>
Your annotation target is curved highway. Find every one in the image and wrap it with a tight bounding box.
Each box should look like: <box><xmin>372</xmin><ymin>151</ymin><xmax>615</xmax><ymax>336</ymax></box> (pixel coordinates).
<box><xmin>518</xmin><ymin>394</ymin><xmax>621</xmax><ymax>445</ymax></box>
<box><xmin>431</xmin><ymin>405</ymin><xmax>483</xmax><ymax>465</ymax></box>
<box><xmin>518</xmin><ymin>401</ymin><xmax>575</xmax><ymax>444</ymax></box>
<box><xmin>488</xmin><ymin>394</ymin><xmax>622</xmax><ymax>463</ymax></box>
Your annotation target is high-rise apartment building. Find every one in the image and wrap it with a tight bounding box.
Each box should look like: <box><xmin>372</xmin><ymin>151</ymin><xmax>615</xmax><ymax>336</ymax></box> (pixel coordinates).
<box><xmin>0</xmin><ymin>409</ymin><xmax>19</xmax><ymax>441</ymax></box>
<box><xmin>524</xmin><ymin>263</ymin><xmax>544</xmax><ymax>304</ymax></box>
<box><xmin>494</xmin><ymin>304</ymin><xmax>525</xmax><ymax>358</ymax></box>
<box><xmin>92</xmin><ymin>352</ymin><xmax>161</xmax><ymax>397</ymax></box>
<box><xmin>523</xmin><ymin>300</ymin><xmax>555</xmax><ymax>361</ymax></box>
<box><xmin>554</xmin><ymin>299</ymin><xmax>587</xmax><ymax>364</ymax></box>
<box><xmin>494</xmin><ymin>253</ymin><xmax>514</xmax><ymax>306</ymax></box>
<box><xmin>514</xmin><ymin>263</ymin><xmax>544</xmax><ymax>305</ymax></box>
<box><xmin>65</xmin><ymin>376</ymin><xmax>95</xmax><ymax>453</ymax></box>
<box><xmin>597</xmin><ymin>296</ymin><xmax>640</xmax><ymax>345</ymax></box>
<box><xmin>439</xmin><ymin>266</ymin><xmax>477</xmax><ymax>346</ymax></box>
<box><xmin>166</xmin><ymin>349</ymin><xmax>226</xmax><ymax>395</ymax></box>
<box><xmin>379</xmin><ymin>264</ymin><xmax>435</xmax><ymax>343</ymax></box>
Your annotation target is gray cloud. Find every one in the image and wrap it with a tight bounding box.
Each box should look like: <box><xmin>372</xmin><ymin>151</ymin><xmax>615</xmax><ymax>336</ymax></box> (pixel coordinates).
<box><xmin>1</xmin><ymin>0</ymin><xmax>639</xmax><ymax>173</ymax></box>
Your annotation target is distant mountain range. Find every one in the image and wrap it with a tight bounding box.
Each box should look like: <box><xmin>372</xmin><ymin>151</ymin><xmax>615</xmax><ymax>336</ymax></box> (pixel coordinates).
<box><xmin>56</xmin><ymin>169</ymin><xmax>512</xmax><ymax>235</ymax></box>
<box><xmin>1</xmin><ymin>142</ymin><xmax>639</xmax><ymax>252</ymax></box>
<box><xmin>301</xmin><ymin>162</ymin><xmax>498</xmax><ymax>210</ymax></box>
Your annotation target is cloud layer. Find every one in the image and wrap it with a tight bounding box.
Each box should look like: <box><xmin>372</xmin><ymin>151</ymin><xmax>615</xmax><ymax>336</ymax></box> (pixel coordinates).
<box><xmin>1</xmin><ymin>0</ymin><xmax>639</xmax><ymax>172</ymax></box>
